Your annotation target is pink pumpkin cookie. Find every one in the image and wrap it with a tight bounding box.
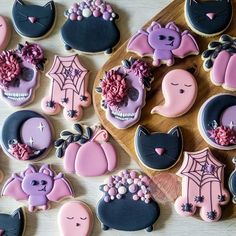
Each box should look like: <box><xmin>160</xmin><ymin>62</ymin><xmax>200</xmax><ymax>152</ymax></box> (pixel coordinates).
<box><xmin>41</xmin><ymin>55</ymin><xmax>91</xmax><ymax>121</ymax></box>
<box><xmin>0</xmin><ymin>16</ymin><xmax>11</xmax><ymax>51</ymax></box>
<box><xmin>58</xmin><ymin>201</ymin><xmax>93</xmax><ymax>236</ymax></box>
<box><xmin>55</xmin><ymin>124</ymin><xmax>117</xmax><ymax>177</ymax></box>
<box><xmin>151</xmin><ymin>69</ymin><xmax>198</xmax><ymax>117</ymax></box>
<box><xmin>175</xmin><ymin>148</ymin><xmax>230</xmax><ymax>222</ymax></box>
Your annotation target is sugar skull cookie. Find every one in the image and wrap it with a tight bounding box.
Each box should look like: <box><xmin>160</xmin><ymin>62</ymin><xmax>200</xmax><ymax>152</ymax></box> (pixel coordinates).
<box><xmin>0</xmin><ymin>16</ymin><xmax>11</xmax><ymax>51</ymax></box>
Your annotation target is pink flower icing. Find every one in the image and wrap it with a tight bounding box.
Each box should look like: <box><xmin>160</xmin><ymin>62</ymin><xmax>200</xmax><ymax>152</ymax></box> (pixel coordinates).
<box><xmin>130</xmin><ymin>60</ymin><xmax>152</xmax><ymax>78</ymax></box>
<box><xmin>0</xmin><ymin>51</ymin><xmax>21</xmax><ymax>89</ymax></box>
<box><xmin>9</xmin><ymin>143</ymin><xmax>33</xmax><ymax>161</ymax></box>
<box><xmin>101</xmin><ymin>70</ymin><xmax>128</xmax><ymax>106</ymax></box>
<box><xmin>208</xmin><ymin>126</ymin><xmax>236</xmax><ymax>146</ymax></box>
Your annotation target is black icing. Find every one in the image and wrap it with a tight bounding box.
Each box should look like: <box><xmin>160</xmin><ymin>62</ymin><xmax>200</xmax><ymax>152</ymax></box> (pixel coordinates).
<box><xmin>12</xmin><ymin>0</ymin><xmax>56</xmax><ymax>39</ymax></box>
<box><xmin>0</xmin><ymin>208</ymin><xmax>25</xmax><ymax>236</ymax></box>
<box><xmin>135</xmin><ymin>126</ymin><xmax>183</xmax><ymax>170</ymax></box>
<box><xmin>185</xmin><ymin>0</ymin><xmax>232</xmax><ymax>35</ymax></box>
<box><xmin>96</xmin><ymin>192</ymin><xmax>160</xmax><ymax>232</ymax></box>
<box><xmin>61</xmin><ymin>16</ymin><xmax>120</xmax><ymax>54</ymax></box>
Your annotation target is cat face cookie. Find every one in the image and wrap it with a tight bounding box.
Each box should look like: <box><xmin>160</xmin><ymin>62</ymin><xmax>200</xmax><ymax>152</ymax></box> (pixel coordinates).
<box><xmin>61</xmin><ymin>1</ymin><xmax>120</xmax><ymax>54</ymax></box>
<box><xmin>0</xmin><ymin>16</ymin><xmax>11</xmax><ymax>51</ymax></box>
<box><xmin>12</xmin><ymin>0</ymin><xmax>56</xmax><ymax>39</ymax></box>
<box><xmin>58</xmin><ymin>201</ymin><xmax>93</xmax><ymax>236</ymax></box>
<box><xmin>185</xmin><ymin>0</ymin><xmax>233</xmax><ymax>37</ymax></box>
<box><xmin>135</xmin><ymin>126</ymin><xmax>183</xmax><ymax>171</ymax></box>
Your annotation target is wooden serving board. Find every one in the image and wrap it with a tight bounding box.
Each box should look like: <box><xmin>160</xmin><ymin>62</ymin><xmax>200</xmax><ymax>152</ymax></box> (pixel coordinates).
<box><xmin>93</xmin><ymin>0</ymin><xmax>236</xmax><ymax>219</ymax></box>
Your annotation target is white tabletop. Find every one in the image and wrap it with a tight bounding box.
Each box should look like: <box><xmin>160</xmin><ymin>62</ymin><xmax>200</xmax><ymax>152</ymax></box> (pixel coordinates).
<box><xmin>0</xmin><ymin>0</ymin><xmax>235</xmax><ymax>235</ymax></box>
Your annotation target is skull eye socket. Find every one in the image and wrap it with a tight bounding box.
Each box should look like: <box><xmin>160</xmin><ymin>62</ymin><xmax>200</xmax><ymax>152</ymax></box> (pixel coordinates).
<box><xmin>21</xmin><ymin>67</ymin><xmax>34</xmax><ymax>81</ymax></box>
<box><xmin>127</xmin><ymin>87</ymin><xmax>139</xmax><ymax>101</ymax></box>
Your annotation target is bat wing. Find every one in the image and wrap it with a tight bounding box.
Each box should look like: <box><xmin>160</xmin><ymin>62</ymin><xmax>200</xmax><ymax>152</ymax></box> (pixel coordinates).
<box><xmin>47</xmin><ymin>176</ymin><xmax>73</xmax><ymax>202</ymax></box>
<box><xmin>127</xmin><ymin>31</ymin><xmax>154</xmax><ymax>56</ymax></box>
<box><xmin>172</xmin><ymin>30</ymin><xmax>199</xmax><ymax>58</ymax></box>
<box><xmin>2</xmin><ymin>176</ymin><xmax>28</xmax><ymax>201</ymax></box>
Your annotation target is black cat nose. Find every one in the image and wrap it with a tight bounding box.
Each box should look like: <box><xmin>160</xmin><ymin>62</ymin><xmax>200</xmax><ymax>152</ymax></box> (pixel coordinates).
<box><xmin>180</xmin><ymin>89</ymin><xmax>184</xmax><ymax>94</ymax></box>
<box><xmin>76</xmin><ymin>223</ymin><xmax>80</xmax><ymax>227</ymax></box>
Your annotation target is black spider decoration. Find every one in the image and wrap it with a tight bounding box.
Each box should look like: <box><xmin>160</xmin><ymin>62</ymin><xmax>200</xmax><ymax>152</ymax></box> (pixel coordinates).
<box><xmin>207</xmin><ymin>210</ymin><xmax>217</xmax><ymax>221</ymax></box>
<box><xmin>194</xmin><ymin>196</ymin><xmax>204</xmax><ymax>203</ymax></box>
<box><xmin>181</xmin><ymin>203</ymin><xmax>193</xmax><ymax>212</ymax></box>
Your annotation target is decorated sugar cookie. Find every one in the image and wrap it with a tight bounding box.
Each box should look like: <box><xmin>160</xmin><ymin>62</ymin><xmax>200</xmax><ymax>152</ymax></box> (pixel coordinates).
<box><xmin>0</xmin><ymin>16</ymin><xmax>11</xmax><ymax>51</ymax></box>
<box><xmin>61</xmin><ymin>1</ymin><xmax>120</xmax><ymax>54</ymax></box>
<box><xmin>198</xmin><ymin>94</ymin><xmax>236</xmax><ymax>150</ymax></box>
<box><xmin>12</xmin><ymin>0</ymin><xmax>56</xmax><ymax>39</ymax></box>
<box><xmin>96</xmin><ymin>58</ymin><xmax>153</xmax><ymax>129</ymax></box>
<box><xmin>127</xmin><ymin>21</ymin><xmax>199</xmax><ymax>66</ymax></box>
<box><xmin>2</xmin><ymin>164</ymin><xmax>73</xmax><ymax>212</ymax></box>
<box><xmin>41</xmin><ymin>55</ymin><xmax>91</xmax><ymax>121</ymax></box>
<box><xmin>0</xmin><ymin>208</ymin><xmax>25</xmax><ymax>236</ymax></box>
<box><xmin>175</xmin><ymin>148</ymin><xmax>230</xmax><ymax>222</ymax></box>
<box><xmin>55</xmin><ymin>124</ymin><xmax>117</xmax><ymax>177</ymax></box>
<box><xmin>0</xmin><ymin>42</ymin><xmax>46</xmax><ymax>107</ymax></box>
<box><xmin>202</xmin><ymin>35</ymin><xmax>236</xmax><ymax>91</ymax></box>
<box><xmin>151</xmin><ymin>69</ymin><xmax>198</xmax><ymax>117</ymax></box>
<box><xmin>185</xmin><ymin>0</ymin><xmax>233</xmax><ymax>37</ymax></box>
<box><xmin>58</xmin><ymin>201</ymin><xmax>94</xmax><ymax>236</ymax></box>
<box><xmin>96</xmin><ymin>170</ymin><xmax>160</xmax><ymax>232</ymax></box>
<box><xmin>1</xmin><ymin>110</ymin><xmax>53</xmax><ymax>161</ymax></box>
<box><xmin>135</xmin><ymin>126</ymin><xmax>183</xmax><ymax>171</ymax></box>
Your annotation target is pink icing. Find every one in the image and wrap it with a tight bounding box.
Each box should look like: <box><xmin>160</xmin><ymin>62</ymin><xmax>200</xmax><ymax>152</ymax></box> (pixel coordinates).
<box><xmin>8</xmin><ymin>143</ymin><xmax>33</xmax><ymax>161</ymax></box>
<box><xmin>130</xmin><ymin>60</ymin><xmax>152</xmax><ymax>78</ymax></box>
<box><xmin>0</xmin><ymin>16</ymin><xmax>10</xmax><ymax>51</ymax></box>
<box><xmin>151</xmin><ymin>69</ymin><xmax>198</xmax><ymax>117</ymax></box>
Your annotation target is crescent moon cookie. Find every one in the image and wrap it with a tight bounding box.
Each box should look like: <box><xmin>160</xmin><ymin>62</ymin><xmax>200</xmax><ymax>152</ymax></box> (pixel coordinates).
<box><xmin>202</xmin><ymin>35</ymin><xmax>236</xmax><ymax>91</ymax></box>
<box><xmin>135</xmin><ymin>126</ymin><xmax>183</xmax><ymax>171</ymax></box>
<box><xmin>55</xmin><ymin>123</ymin><xmax>117</xmax><ymax>177</ymax></box>
<box><xmin>198</xmin><ymin>94</ymin><xmax>236</xmax><ymax>150</ymax></box>
<box><xmin>12</xmin><ymin>0</ymin><xmax>56</xmax><ymax>40</ymax></box>
<box><xmin>61</xmin><ymin>1</ymin><xmax>120</xmax><ymax>54</ymax></box>
<box><xmin>151</xmin><ymin>69</ymin><xmax>198</xmax><ymax>117</ymax></box>
<box><xmin>96</xmin><ymin>58</ymin><xmax>154</xmax><ymax>129</ymax></box>
<box><xmin>175</xmin><ymin>148</ymin><xmax>230</xmax><ymax>222</ymax></box>
<box><xmin>0</xmin><ymin>16</ymin><xmax>11</xmax><ymax>51</ymax></box>
<box><xmin>185</xmin><ymin>0</ymin><xmax>233</xmax><ymax>37</ymax></box>
<box><xmin>0</xmin><ymin>42</ymin><xmax>46</xmax><ymax>107</ymax></box>
<box><xmin>1</xmin><ymin>110</ymin><xmax>53</xmax><ymax>161</ymax></box>
<box><xmin>58</xmin><ymin>201</ymin><xmax>94</xmax><ymax>236</ymax></box>
<box><xmin>96</xmin><ymin>170</ymin><xmax>160</xmax><ymax>232</ymax></box>
<box><xmin>41</xmin><ymin>54</ymin><xmax>91</xmax><ymax>121</ymax></box>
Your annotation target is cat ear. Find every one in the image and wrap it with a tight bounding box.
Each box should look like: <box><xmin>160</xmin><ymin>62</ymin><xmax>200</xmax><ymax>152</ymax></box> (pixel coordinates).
<box><xmin>165</xmin><ymin>22</ymin><xmax>180</xmax><ymax>32</ymax></box>
<box><xmin>44</xmin><ymin>1</ymin><xmax>55</xmax><ymax>10</ymax></box>
<box><xmin>187</xmin><ymin>0</ymin><xmax>198</xmax><ymax>5</ymax></box>
<box><xmin>22</xmin><ymin>165</ymin><xmax>36</xmax><ymax>176</ymax></box>
<box><xmin>39</xmin><ymin>164</ymin><xmax>54</xmax><ymax>176</ymax></box>
<box><xmin>168</xmin><ymin>127</ymin><xmax>181</xmax><ymax>138</ymax></box>
<box><xmin>11</xmin><ymin>208</ymin><xmax>24</xmax><ymax>220</ymax></box>
<box><xmin>137</xmin><ymin>126</ymin><xmax>150</xmax><ymax>137</ymax></box>
<box><xmin>14</xmin><ymin>0</ymin><xmax>24</xmax><ymax>6</ymax></box>
<box><xmin>147</xmin><ymin>22</ymin><xmax>162</xmax><ymax>33</ymax></box>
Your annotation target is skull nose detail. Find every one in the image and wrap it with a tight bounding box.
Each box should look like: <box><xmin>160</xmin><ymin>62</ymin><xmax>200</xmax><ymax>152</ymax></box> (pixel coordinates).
<box><xmin>206</xmin><ymin>13</ymin><xmax>216</xmax><ymax>20</ymax></box>
<box><xmin>155</xmin><ymin>148</ymin><xmax>165</xmax><ymax>156</ymax></box>
<box><xmin>28</xmin><ymin>16</ymin><xmax>37</xmax><ymax>23</ymax></box>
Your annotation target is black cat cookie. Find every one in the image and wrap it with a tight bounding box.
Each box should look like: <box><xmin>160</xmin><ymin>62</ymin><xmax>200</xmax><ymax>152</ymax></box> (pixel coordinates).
<box><xmin>135</xmin><ymin>126</ymin><xmax>183</xmax><ymax>171</ymax></box>
<box><xmin>185</xmin><ymin>0</ymin><xmax>233</xmax><ymax>37</ymax></box>
<box><xmin>61</xmin><ymin>1</ymin><xmax>120</xmax><ymax>54</ymax></box>
<box><xmin>12</xmin><ymin>0</ymin><xmax>56</xmax><ymax>39</ymax></box>
<box><xmin>0</xmin><ymin>208</ymin><xmax>25</xmax><ymax>236</ymax></box>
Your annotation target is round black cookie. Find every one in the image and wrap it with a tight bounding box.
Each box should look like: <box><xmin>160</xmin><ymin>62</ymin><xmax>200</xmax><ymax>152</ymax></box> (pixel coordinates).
<box><xmin>229</xmin><ymin>158</ymin><xmax>236</xmax><ymax>204</ymax></box>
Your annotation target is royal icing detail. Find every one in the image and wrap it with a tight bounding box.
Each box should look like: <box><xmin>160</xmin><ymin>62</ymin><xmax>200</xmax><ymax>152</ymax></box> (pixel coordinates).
<box><xmin>198</xmin><ymin>94</ymin><xmax>236</xmax><ymax>150</ymax></box>
<box><xmin>185</xmin><ymin>0</ymin><xmax>232</xmax><ymax>37</ymax></box>
<box><xmin>97</xmin><ymin>170</ymin><xmax>160</xmax><ymax>232</ymax></box>
<box><xmin>1</xmin><ymin>110</ymin><xmax>53</xmax><ymax>161</ymax></box>
<box><xmin>151</xmin><ymin>69</ymin><xmax>198</xmax><ymax>117</ymax></box>
<box><xmin>61</xmin><ymin>1</ymin><xmax>120</xmax><ymax>54</ymax></box>
<box><xmin>55</xmin><ymin>124</ymin><xmax>117</xmax><ymax>177</ymax></box>
<box><xmin>175</xmin><ymin>148</ymin><xmax>230</xmax><ymax>222</ymax></box>
<box><xmin>96</xmin><ymin>58</ymin><xmax>153</xmax><ymax>129</ymax></box>
<box><xmin>202</xmin><ymin>35</ymin><xmax>236</xmax><ymax>91</ymax></box>
<box><xmin>2</xmin><ymin>164</ymin><xmax>73</xmax><ymax>212</ymax></box>
<box><xmin>58</xmin><ymin>201</ymin><xmax>94</xmax><ymax>236</ymax></box>
<box><xmin>0</xmin><ymin>16</ymin><xmax>11</xmax><ymax>51</ymax></box>
<box><xmin>135</xmin><ymin>126</ymin><xmax>183</xmax><ymax>171</ymax></box>
<box><xmin>127</xmin><ymin>21</ymin><xmax>199</xmax><ymax>66</ymax></box>
<box><xmin>41</xmin><ymin>55</ymin><xmax>91</xmax><ymax>121</ymax></box>
<box><xmin>12</xmin><ymin>0</ymin><xmax>56</xmax><ymax>39</ymax></box>
<box><xmin>0</xmin><ymin>208</ymin><xmax>25</xmax><ymax>236</ymax></box>
<box><xmin>228</xmin><ymin>158</ymin><xmax>236</xmax><ymax>204</ymax></box>
<box><xmin>0</xmin><ymin>42</ymin><xmax>46</xmax><ymax>107</ymax></box>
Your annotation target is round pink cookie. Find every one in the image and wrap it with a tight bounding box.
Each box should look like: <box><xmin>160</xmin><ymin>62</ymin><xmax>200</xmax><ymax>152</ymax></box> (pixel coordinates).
<box><xmin>151</xmin><ymin>69</ymin><xmax>198</xmax><ymax>117</ymax></box>
<box><xmin>0</xmin><ymin>16</ymin><xmax>10</xmax><ymax>51</ymax></box>
<box><xmin>58</xmin><ymin>201</ymin><xmax>93</xmax><ymax>236</ymax></box>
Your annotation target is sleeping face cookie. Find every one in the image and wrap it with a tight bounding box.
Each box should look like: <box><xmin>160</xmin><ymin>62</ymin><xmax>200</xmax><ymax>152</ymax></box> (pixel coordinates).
<box><xmin>61</xmin><ymin>1</ymin><xmax>120</xmax><ymax>54</ymax></box>
<box><xmin>151</xmin><ymin>69</ymin><xmax>198</xmax><ymax>117</ymax></box>
<box><xmin>198</xmin><ymin>94</ymin><xmax>236</xmax><ymax>150</ymax></box>
<box><xmin>58</xmin><ymin>201</ymin><xmax>93</xmax><ymax>236</ymax></box>
<box><xmin>1</xmin><ymin>110</ymin><xmax>53</xmax><ymax>161</ymax></box>
<box><xmin>0</xmin><ymin>16</ymin><xmax>11</xmax><ymax>51</ymax></box>
<box><xmin>185</xmin><ymin>0</ymin><xmax>233</xmax><ymax>37</ymax></box>
<box><xmin>12</xmin><ymin>0</ymin><xmax>56</xmax><ymax>39</ymax></box>
<box><xmin>96</xmin><ymin>170</ymin><xmax>160</xmax><ymax>232</ymax></box>
<box><xmin>96</xmin><ymin>58</ymin><xmax>153</xmax><ymax>129</ymax></box>
<box><xmin>135</xmin><ymin>126</ymin><xmax>183</xmax><ymax>171</ymax></box>
<box><xmin>202</xmin><ymin>35</ymin><xmax>236</xmax><ymax>91</ymax></box>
